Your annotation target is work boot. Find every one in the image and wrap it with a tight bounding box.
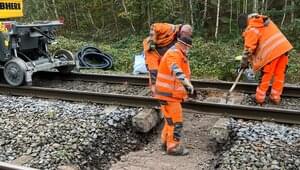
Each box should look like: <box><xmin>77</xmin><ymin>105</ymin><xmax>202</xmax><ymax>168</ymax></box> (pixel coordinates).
<box><xmin>269</xmin><ymin>95</ymin><xmax>281</xmax><ymax>105</ymax></box>
<box><xmin>253</xmin><ymin>95</ymin><xmax>264</xmax><ymax>106</ymax></box>
<box><xmin>167</xmin><ymin>144</ymin><xmax>189</xmax><ymax>156</ymax></box>
<box><xmin>255</xmin><ymin>99</ymin><xmax>265</xmax><ymax>106</ymax></box>
<box><xmin>160</xmin><ymin>143</ymin><xmax>166</xmax><ymax>151</ymax></box>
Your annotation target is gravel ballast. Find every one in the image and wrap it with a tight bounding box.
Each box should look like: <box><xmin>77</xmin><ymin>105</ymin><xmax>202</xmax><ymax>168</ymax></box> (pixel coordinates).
<box><xmin>34</xmin><ymin>80</ymin><xmax>147</xmax><ymax>96</ymax></box>
<box><xmin>0</xmin><ymin>95</ymin><xmax>149</xmax><ymax>170</ymax></box>
<box><xmin>215</xmin><ymin>119</ymin><xmax>300</xmax><ymax>169</ymax></box>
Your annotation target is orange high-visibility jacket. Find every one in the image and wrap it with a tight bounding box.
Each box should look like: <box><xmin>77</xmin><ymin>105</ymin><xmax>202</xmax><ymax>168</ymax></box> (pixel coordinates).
<box><xmin>143</xmin><ymin>23</ymin><xmax>181</xmax><ymax>71</ymax></box>
<box><xmin>243</xmin><ymin>15</ymin><xmax>293</xmax><ymax>72</ymax></box>
<box><xmin>143</xmin><ymin>37</ymin><xmax>160</xmax><ymax>71</ymax></box>
<box><xmin>155</xmin><ymin>44</ymin><xmax>191</xmax><ymax>102</ymax></box>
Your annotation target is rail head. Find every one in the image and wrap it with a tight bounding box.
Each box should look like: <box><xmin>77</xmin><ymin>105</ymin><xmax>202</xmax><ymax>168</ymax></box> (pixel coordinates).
<box><xmin>0</xmin><ymin>162</ymin><xmax>38</xmax><ymax>170</ymax></box>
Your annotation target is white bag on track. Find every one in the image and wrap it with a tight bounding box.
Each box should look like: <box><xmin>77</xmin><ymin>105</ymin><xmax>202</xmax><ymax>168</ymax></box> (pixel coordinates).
<box><xmin>133</xmin><ymin>53</ymin><xmax>148</xmax><ymax>75</ymax></box>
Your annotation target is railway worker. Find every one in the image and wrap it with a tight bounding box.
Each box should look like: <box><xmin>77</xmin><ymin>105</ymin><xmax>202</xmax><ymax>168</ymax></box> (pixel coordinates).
<box><xmin>143</xmin><ymin>23</ymin><xmax>192</xmax><ymax>95</ymax></box>
<box><xmin>238</xmin><ymin>13</ymin><xmax>293</xmax><ymax>105</ymax></box>
<box><xmin>155</xmin><ymin>35</ymin><xmax>193</xmax><ymax>156</ymax></box>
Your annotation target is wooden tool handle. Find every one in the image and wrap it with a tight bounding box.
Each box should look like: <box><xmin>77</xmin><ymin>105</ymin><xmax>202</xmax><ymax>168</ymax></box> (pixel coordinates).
<box><xmin>229</xmin><ymin>68</ymin><xmax>245</xmax><ymax>93</ymax></box>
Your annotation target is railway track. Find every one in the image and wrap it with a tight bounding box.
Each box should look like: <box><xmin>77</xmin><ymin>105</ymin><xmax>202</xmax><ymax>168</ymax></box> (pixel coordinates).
<box><xmin>34</xmin><ymin>71</ymin><xmax>300</xmax><ymax>98</ymax></box>
<box><xmin>0</xmin><ymin>162</ymin><xmax>37</xmax><ymax>170</ymax></box>
<box><xmin>0</xmin><ymin>83</ymin><xmax>299</xmax><ymax>124</ymax></box>
<box><xmin>1</xmin><ymin>72</ymin><xmax>300</xmax><ymax>170</ymax></box>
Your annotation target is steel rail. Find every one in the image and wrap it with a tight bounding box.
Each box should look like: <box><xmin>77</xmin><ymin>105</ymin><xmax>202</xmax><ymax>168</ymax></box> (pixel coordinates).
<box><xmin>0</xmin><ymin>84</ymin><xmax>299</xmax><ymax>124</ymax></box>
<box><xmin>0</xmin><ymin>162</ymin><xmax>38</xmax><ymax>170</ymax></box>
<box><xmin>34</xmin><ymin>71</ymin><xmax>300</xmax><ymax>98</ymax></box>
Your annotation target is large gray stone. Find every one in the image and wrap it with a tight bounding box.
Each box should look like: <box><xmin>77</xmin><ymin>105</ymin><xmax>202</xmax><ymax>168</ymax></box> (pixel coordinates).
<box><xmin>132</xmin><ymin>109</ymin><xmax>162</xmax><ymax>133</ymax></box>
<box><xmin>9</xmin><ymin>155</ymin><xmax>33</xmax><ymax>166</ymax></box>
<box><xmin>208</xmin><ymin>118</ymin><xmax>230</xmax><ymax>143</ymax></box>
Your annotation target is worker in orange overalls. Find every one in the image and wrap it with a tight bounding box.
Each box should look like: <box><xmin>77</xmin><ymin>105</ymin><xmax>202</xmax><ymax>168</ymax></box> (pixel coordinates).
<box><xmin>155</xmin><ymin>35</ymin><xmax>193</xmax><ymax>156</ymax></box>
<box><xmin>238</xmin><ymin>13</ymin><xmax>293</xmax><ymax>105</ymax></box>
<box><xmin>143</xmin><ymin>23</ymin><xmax>192</xmax><ymax>95</ymax></box>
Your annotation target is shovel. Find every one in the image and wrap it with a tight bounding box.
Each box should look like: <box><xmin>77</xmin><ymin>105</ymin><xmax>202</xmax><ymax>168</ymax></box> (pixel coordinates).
<box><xmin>225</xmin><ymin>68</ymin><xmax>245</xmax><ymax>104</ymax></box>
<box><xmin>189</xmin><ymin>89</ymin><xmax>198</xmax><ymax>99</ymax></box>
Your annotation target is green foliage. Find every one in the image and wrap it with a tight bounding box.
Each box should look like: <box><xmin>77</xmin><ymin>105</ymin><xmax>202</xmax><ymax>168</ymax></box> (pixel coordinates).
<box><xmin>23</xmin><ymin>0</ymin><xmax>300</xmax><ymax>82</ymax></box>
<box><xmin>286</xmin><ymin>50</ymin><xmax>300</xmax><ymax>83</ymax></box>
<box><xmin>53</xmin><ymin>36</ymin><xmax>300</xmax><ymax>83</ymax></box>
<box><xmin>189</xmin><ymin>38</ymin><xmax>242</xmax><ymax>80</ymax></box>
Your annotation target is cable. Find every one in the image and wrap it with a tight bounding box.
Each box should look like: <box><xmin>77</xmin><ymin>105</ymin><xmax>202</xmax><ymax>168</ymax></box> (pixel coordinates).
<box><xmin>76</xmin><ymin>46</ymin><xmax>113</xmax><ymax>69</ymax></box>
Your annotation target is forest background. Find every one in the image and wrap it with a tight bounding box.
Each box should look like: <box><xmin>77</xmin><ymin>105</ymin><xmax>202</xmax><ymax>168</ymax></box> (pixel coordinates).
<box><xmin>23</xmin><ymin>0</ymin><xmax>300</xmax><ymax>82</ymax></box>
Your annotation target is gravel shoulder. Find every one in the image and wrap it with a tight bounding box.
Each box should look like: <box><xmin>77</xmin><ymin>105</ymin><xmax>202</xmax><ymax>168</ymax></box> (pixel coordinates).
<box><xmin>0</xmin><ymin>95</ymin><xmax>150</xmax><ymax>170</ymax></box>
<box><xmin>110</xmin><ymin>112</ymin><xmax>220</xmax><ymax>170</ymax></box>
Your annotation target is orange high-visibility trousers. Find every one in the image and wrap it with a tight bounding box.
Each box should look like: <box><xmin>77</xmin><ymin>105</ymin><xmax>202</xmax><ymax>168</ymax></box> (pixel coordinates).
<box><xmin>256</xmin><ymin>54</ymin><xmax>288</xmax><ymax>103</ymax></box>
<box><xmin>160</xmin><ymin>101</ymin><xmax>183</xmax><ymax>151</ymax></box>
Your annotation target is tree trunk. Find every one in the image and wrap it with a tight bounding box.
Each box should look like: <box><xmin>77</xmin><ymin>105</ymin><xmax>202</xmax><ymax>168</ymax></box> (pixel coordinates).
<box><xmin>147</xmin><ymin>1</ymin><xmax>151</xmax><ymax>27</ymax></box>
<box><xmin>52</xmin><ymin>0</ymin><xmax>59</xmax><ymax>19</ymax></box>
<box><xmin>189</xmin><ymin>0</ymin><xmax>194</xmax><ymax>27</ymax></box>
<box><xmin>236</xmin><ymin>0</ymin><xmax>240</xmax><ymax>21</ymax></box>
<box><xmin>253</xmin><ymin>0</ymin><xmax>258</xmax><ymax>12</ymax></box>
<box><xmin>229</xmin><ymin>0</ymin><xmax>233</xmax><ymax>33</ymax></box>
<box><xmin>202</xmin><ymin>0</ymin><xmax>208</xmax><ymax>27</ymax></box>
<box><xmin>121</xmin><ymin>0</ymin><xmax>136</xmax><ymax>32</ymax></box>
<box><xmin>243</xmin><ymin>0</ymin><xmax>248</xmax><ymax>13</ymax></box>
<box><xmin>265</xmin><ymin>0</ymin><xmax>268</xmax><ymax>12</ymax></box>
<box><xmin>215</xmin><ymin>0</ymin><xmax>220</xmax><ymax>39</ymax></box>
<box><xmin>261</xmin><ymin>0</ymin><xmax>265</xmax><ymax>13</ymax></box>
<box><xmin>291</xmin><ymin>0</ymin><xmax>295</xmax><ymax>23</ymax></box>
<box><xmin>111</xmin><ymin>1</ymin><xmax>119</xmax><ymax>35</ymax></box>
<box><xmin>281</xmin><ymin>0</ymin><xmax>288</xmax><ymax>28</ymax></box>
<box><xmin>73</xmin><ymin>2</ymin><xmax>79</xmax><ymax>29</ymax></box>
<box><xmin>87</xmin><ymin>10</ymin><xmax>100</xmax><ymax>31</ymax></box>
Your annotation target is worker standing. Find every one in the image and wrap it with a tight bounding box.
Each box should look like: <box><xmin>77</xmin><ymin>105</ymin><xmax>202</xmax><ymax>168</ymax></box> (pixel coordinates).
<box><xmin>143</xmin><ymin>23</ymin><xmax>192</xmax><ymax>95</ymax></box>
<box><xmin>238</xmin><ymin>13</ymin><xmax>293</xmax><ymax>105</ymax></box>
<box><xmin>155</xmin><ymin>35</ymin><xmax>193</xmax><ymax>156</ymax></box>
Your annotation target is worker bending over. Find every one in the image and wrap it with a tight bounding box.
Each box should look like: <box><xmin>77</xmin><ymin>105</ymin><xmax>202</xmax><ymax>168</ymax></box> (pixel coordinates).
<box><xmin>238</xmin><ymin>13</ymin><xmax>293</xmax><ymax>105</ymax></box>
<box><xmin>143</xmin><ymin>23</ymin><xmax>192</xmax><ymax>95</ymax></box>
<box><xmin>155</xmin><ymin>35</ymin><xmax>194</xmax><ymax>156</ymax></box>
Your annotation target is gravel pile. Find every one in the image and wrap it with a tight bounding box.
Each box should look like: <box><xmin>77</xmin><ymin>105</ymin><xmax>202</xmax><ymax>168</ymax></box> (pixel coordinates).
<box><xmin>242</xmin><ymin>94</ymin><xmax>300</xmax><ymax>110</ymax></box>
<box><xmin>215</xmin><ymin>119</ymin><xmax>300</xmax><ymax>169</ymax></box>
<box><xmin>34</xmin><ymin>80</ymin><xmax>147</xmax><ymax>95</ymax></box>
<box><xmin>0</xmin><ymin>95</ymin><xmax>148</xmax><ymax>170</ymax></box>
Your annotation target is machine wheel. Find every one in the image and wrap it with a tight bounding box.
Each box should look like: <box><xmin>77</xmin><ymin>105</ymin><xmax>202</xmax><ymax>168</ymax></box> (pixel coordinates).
<box><xmin>4</xmin><ymin>58</ymin><xmax>27</xmax><ymax>86</ymax></box>
<box><xmin>54</xmin><ymin>49</ymin><xmax>76</xmax><ymax>73</ymax></box>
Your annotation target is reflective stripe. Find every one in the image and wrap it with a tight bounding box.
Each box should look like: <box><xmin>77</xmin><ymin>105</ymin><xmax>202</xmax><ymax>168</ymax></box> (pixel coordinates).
<box><xmin>174</xmin><ymin>123</ymin><xmax>183</xmax><ymax>141</ymax></box>
<box><xmin>260</xmin><ymin>82</ymin><xmax>269</xmax><ymax>86</ymax></box>
<box><xmin>165</xmin><ymin>117</ymin><xmax>174</xmax><ymax>125</ymax></box>
<box><xmin>260</xmin><ymin>38</ymin><xmax>286</xmax><ymax>60</ymax></box>
<box><xmin>156</xmin><ymin>81</ymin><xmax>175</xmax><ymax>89</ymax></box>
<box><xmin>156</xmin><ymin>80</ymin><xmax>185</xmax><ymax>91</ymax></box>
<box><xmin>271</xmin><ymin>88</ymin><xmax>280</xmax><ymax>95</ymax></box>
<box><xmin>256</xmin><ymin>32</ymin><xmax>282</xmax><ymax>58</ymax></box>
<box><xmin>157</xmin><ymin>73</ymin><xmax>175</xmax><ymax>81</ymax></box>
<box><xmin>156</xmin><ymin>90</ymin><xmax>172</xmax><ymax>97</ymax></box>
<box><xmin>258</xmin><ymin>32</ymin><xmax>281</xmax><ymax>52</ymax></box>
<box><xmin>248</xmin><ymin>27</ymin><xmax>260</xmax><ymax>35</ymax></box>
<box><xmin>256</xmin><ymin>87</ymin><xmax>266</xmax><ymax>96</ymax></box>
<box><xmin>274</xmin><ymin>80</ymin><xmax>284</xmax><ymax>83</ymax></box>
<box><xmin>177</xmin><ymin>74</ymin><xmax>185</xmax><ymax>80</ymax></box>
<box><xmin>171</xmin><ymin>64</ymin><xmax>182</xmax><ymax>73</ymax></box>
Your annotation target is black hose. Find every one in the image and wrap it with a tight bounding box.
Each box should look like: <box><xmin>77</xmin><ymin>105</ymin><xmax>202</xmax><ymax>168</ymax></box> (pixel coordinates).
<box><xmin>76</xmin><ymin>46</ymin><xmax>113</xmax><ymax>69</ymax></box>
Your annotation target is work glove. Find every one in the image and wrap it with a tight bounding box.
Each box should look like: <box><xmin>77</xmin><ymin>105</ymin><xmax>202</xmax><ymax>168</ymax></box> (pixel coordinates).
<box><xmin>182</xmin><ymin>78</ymin><xmax>194</xmax><ymax>95</ymax></box>
<box><xmin>240</xmin><ymin>50</ymin><xmax>252</xmax><ymax>69</ymax></box>
<box><xmin>240</xmin><ymin>57</ymin><xmax>249</xmax><ymax>69</ymax></box>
